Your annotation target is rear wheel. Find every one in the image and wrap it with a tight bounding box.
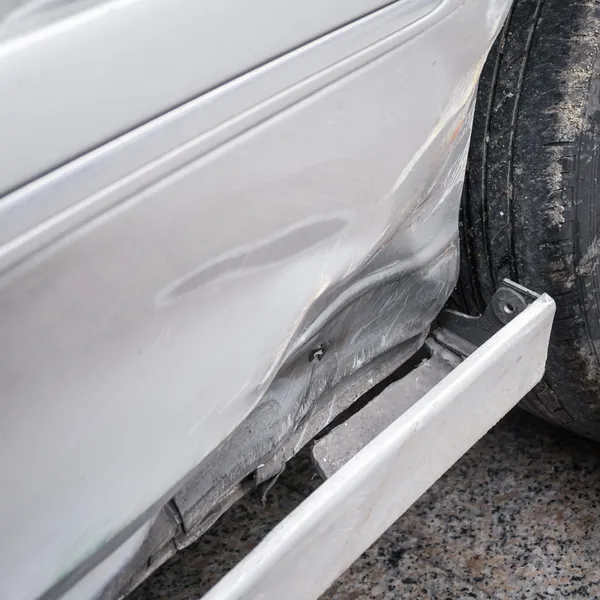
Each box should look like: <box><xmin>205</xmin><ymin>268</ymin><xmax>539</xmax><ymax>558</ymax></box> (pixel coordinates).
<box><xmin>459</xmin><ymin>0</ymin><xmax>600</xmax><ymax>440</ymax></box>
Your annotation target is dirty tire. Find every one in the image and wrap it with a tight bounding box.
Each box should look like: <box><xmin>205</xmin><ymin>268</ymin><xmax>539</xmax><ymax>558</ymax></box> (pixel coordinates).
<box><xmin>459</xmin><ymin>0</ymin><xmax>600</xmax><ymax>439</ymax></box>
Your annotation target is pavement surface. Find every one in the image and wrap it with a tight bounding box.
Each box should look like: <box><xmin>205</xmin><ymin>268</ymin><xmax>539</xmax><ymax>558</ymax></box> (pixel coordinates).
<box><xmin>129</xmin><ymin>410</ymin><xmax>600</xmax><ymax>600</ymax></box>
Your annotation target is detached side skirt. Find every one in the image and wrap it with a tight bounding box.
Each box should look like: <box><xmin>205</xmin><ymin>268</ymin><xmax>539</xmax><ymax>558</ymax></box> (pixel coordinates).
<box><xmin>203</xmin><ymin>287</ymin><xmax>555</xmax><ymax>600</ymax></box>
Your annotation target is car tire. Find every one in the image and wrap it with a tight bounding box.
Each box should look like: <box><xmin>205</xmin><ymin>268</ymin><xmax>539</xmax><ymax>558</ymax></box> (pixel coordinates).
<box><xmin>458</xmin><ymin>0</ymin><xmax>600</xmax><ymax>440</ymax></box>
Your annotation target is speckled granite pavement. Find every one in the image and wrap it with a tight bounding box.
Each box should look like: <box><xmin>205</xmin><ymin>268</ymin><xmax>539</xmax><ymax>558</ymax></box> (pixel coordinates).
<box><xmin>129</xmin><ymin>410</ymin><xmax>600</xmax><ymax>600</ymax></box>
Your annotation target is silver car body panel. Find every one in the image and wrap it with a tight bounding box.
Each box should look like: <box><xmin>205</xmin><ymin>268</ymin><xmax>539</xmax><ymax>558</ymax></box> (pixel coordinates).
<box><xmin>0</xmin><ymin>0</ymin><xmax>444</xmax><ymax>267</ymax></box>
<box><xmin>0</xmin><ymin>0</ymin><xmax>512</xmax><ymax>598</ymax></box>
<box><xmin>0</xmin><ymin>0</ymin><xmax>439</xmax><ymax>196</ymax></box>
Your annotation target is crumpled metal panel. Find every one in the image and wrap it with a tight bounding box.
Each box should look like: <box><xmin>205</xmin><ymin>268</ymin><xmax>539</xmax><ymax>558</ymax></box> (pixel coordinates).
<box><xmin>173</xmin><ymin>126</ymin><xmax>464</xmax><ymax>532</ymax></box>
<box><xmin>0</xmin><ymin>0</ymin><xmax>512</xmax><ymax>598</ymax></box>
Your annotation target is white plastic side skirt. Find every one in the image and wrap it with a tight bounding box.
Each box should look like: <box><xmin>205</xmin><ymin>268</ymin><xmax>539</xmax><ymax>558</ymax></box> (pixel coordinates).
<box><xmin>202</xmin><ymin>294</ymin><xmax>555</xmax><ymax>600</ymax></box>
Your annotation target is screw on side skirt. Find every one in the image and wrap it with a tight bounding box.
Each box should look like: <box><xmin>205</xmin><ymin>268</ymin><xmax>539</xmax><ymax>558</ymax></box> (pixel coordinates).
<box><xmin>491</xmin><ymin>287</ymin><xmax>527</xmax><ymax>325</ymax></box>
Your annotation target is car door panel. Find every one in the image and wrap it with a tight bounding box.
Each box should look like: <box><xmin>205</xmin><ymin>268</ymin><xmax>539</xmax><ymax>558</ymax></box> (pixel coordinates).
<box><xmin>0</xmin><ymin>0</ymin><xmax>512</xmax><ymax>598</ymax></box>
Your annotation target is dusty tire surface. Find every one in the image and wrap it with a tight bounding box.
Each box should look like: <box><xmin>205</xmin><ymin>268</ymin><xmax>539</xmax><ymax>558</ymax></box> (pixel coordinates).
<box><xmin>459</xmin><ymin>0</ymin><xmax>600</xmax><ymax>439</ymax></box>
